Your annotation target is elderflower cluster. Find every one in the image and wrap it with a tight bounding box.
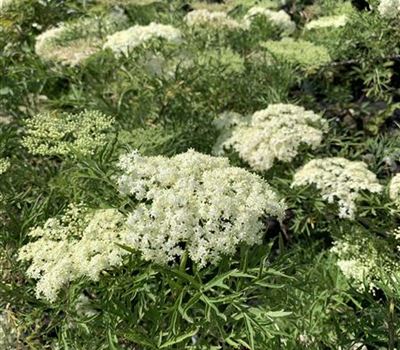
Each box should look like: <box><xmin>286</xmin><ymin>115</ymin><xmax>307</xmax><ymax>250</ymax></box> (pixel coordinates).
<box><xmin>292</xmin><ymin>158</ymin><xmax>382</xmax><ymax>219</ymax></box>
<box><xmin>117</xmin><ymin>149</ymin><xmax>286</xmax><ymax>268</ymax></box>
<box><xmin>389</xmin><ymin>173</ymin><xmax>400</xmax><ymax>205</ymax></box>
<box><xmin>262</xmin><ymin>38</ymin><xmax>331</xmax><ymax>70</ymax></box>
<box><xmin>103</xmin><ymin>23</ymin><xmax>182</xmax><ymax>56</ymax></box>
<box><xmin>35</xmin><ymin>13</ymin><xmax>128</xmax><ymax>65</ymax></box>
<box><xmin>305</xmin><ymin>15</ymin><xmax>348</xmax><ymax>30</ymax></box>
<box><xmin>18</xmin><ymin>205</ymin><xmax>128</xmax><ymax>302</ymax></box>
<box><xmin>0</xmin><ymin>158</ymin><xmax>10</xmax><ymax>175</ymax></box>
<box><xmin>22</xmin><ymin>110</ymin><xmax>114</xmax><ymax>157</ymax></box>
<box><xmin>378</xmin><ymin>0</ymin><xmax>400</xmax><ymax>18</ymax></box>
<box><xmin>243</xmin><ymin>7</ymin><xmax>295</xmax><ymax>35</ymax></box>
<box><xmin>331</xmin><ymin>234</ymin><xmax>397</xmax><ymax>292</ymax></box>
<box><xmin>184</xmin><ymin>9</ymin><xmax>242</xmax><ymax>30</ymax></box>
<box><xmin>213</xmin><ymin>104</ymin><xmax>327</xmax><ymax>171</ymax></box>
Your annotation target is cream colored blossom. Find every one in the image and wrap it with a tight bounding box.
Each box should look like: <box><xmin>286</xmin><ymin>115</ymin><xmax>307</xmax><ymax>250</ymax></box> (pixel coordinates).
<box><xmin>243</xmin><ymin>7</ymin><xmax>295</xmax><ymax>34</ymax></box>
<box><xmin>191</xmin><ymin>0</ymin><xmax>278</xmax><ymax>12</ymax></box>
<box><xmin>213</xmin><ymin>104</ymin><xmax>327</xmax><ymax>171</ymax></box>
<box><xmin>305</xmin><ymin>15</ymin><xmax>348</xmax><ymax>30</ymax></box>
<box><xmin>22</xmin><ymin>110</ymin><xmax>114</xmax><ymax>157</ymax></box>
<box><xmin>378</xmin><ymin>0</ymin><xmax>400</xmax><ymax>18</ymax></box>
<box><xmin>35</xmin><ymin>13</ymin><xmax>128</xmax><ymax>65</ymax></box>
<box><xmin>117</xmin><ymin>149</ymin><xmax>286</xmax><ymax>268</ymax></box>
<box><xmin>184</xmin><ymin>9</ymin><xmax>242</xmax><ymax>29</ymax></box>
<box><xmin>262</xmin><ymin>38</ymin><xmax>331</xmax><ymax>69</ymax></box>
<box><xmin>18</xmin><ymin>205</ymin><xmax>128</xmax><ymax>302</ymax></box>
<box><xmin>103</xmin><ymin>23</ymin><xmax>182</xmax><ymax>56</ymax></box>
<box><xmin>331</xmin><ymin>234</ymin><xmax>397</xmax><ymax>292</ymax></box>
<box><xmin>292</xmin><ymin>158</ymin><xmax>382</xmax><ymax>219</ymax></box>
<box><xmin>0</xmin><ymin>158</ymin><xmax>10</xmax><ymax>175</ymax></box>
<box><xmin>389</xmin><ymin>173</ymin><xmax>400</xmax><ymax>204</ymax></box>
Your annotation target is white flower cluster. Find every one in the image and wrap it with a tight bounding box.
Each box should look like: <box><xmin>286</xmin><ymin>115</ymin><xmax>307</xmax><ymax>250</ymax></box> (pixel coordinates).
<box><xmin>117</xmin><ymin>149</ymin><xmax>286</xmax><ymax>268</ymax></box>
<box><xmin>103</xmin><ymin>23</ymin><xmax>182</xmax><ymax>56</ymax></box>
<box><xmin>35</xmin><ymin>13</ymin><xmax>128</xmax><ymax>65</ymax></box>
<box><xmin>378</xmin><ymin>0</ymin><xmax>400</xmax><ymax>18</ymax></box>
<box><xmin>305</xmin><ymin>15</ymin><xmax>348</xmax><ymax>30</ymax></box>
<box><xmin>331</xmin><ymin>234</ymin><xmax>397</xmax><ymax>292</ymax></box>
<box><xmin>213</xmin><ymin>104</ymin><xmax>327</xmax><ymax>171</ymax></box>
<box><xmin>243</xmin><ymin>6</ymin><xmax>295</xmax><ymax>35</ymax></box>
<box><xmin>0</xmin><ymin>158</ymin><xmax>9</xmax><ymax>175</ymax></box>
<box><xmin>262</xmin><ymin>38</ymin><xmax>331</xmax><ymax>69</ymax></box>
<box><xmin>184</xmin><ymin>9</ymin><xmax>242</xmax><ymax>30</ymax></box>
<box><xmin>292</xmin><ymin>158</ymin><xmax>382</xmax><ymax>219</ymax></box>
<box><xmin>389</xmin><ymin>173</ymin><xmax>400</xmax><ymax>205</ymax></box>
<box><xmin>18</xmin><ymin>205</ymin><xmax>128</xmax><ymax>302</ymax></box>
<box><xmin>22</xmin><ymin>110</ymin><xmax>114</xmax><ymax>157</ymax></box>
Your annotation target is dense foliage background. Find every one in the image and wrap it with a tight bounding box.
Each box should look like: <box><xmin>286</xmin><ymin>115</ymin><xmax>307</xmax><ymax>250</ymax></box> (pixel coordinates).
<box><xmin>1</xmin><ymin>0</ymin><xmax>400</xmax><ymax>349</ymax></box>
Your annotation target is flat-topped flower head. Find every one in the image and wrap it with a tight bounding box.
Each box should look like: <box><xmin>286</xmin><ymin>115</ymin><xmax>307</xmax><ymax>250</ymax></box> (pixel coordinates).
<box><xmin>378</xmin><ymin>0</ymin><xmax>400</xmax><ymax>18</ymax></box>
<box><xmin>292</xmin><ymin>157</ymin><xmax>383</xmax><ymax>219</ymax></box>
<box><xmin>213</xmin><ymin>104</ymin><xmax>327</xmax><ymax>171</ymax></box>
<box><xmin>389</xmin><ymin>173</ymin><xmax>400</xmax><ymax>206</ymax></box>
<box><xmin>103</xmin><ymin>22</ymin><xmax>182</xmax><ymax>56</ymax></box>
<box><xmin>305</xmin><ymin>15</ymin><xmax>348</xmax><ymax>30</ymax></box>
<box><xmin>184</xmin><ymin>9</ymin><xmax>242</xmax><ymax>30</ymax></box>
<box><xmin>18</xmin><ymin>205</ymin><xmax>128</xmax><ymax>302</ymax></box>
<box><xmin>243</xmin><ymin>6</ymin><xmax>295</xmax><ymax>35</ymax></box>
<box><xmin>331</xmin><ymin>234</ymin><xmax>399</xmax><ymax>292</ymax></box>
<box><xmin>117</xmin><ymin>149</ymin><xmax>286</xmax><ymax>268</ymax></box>
<box><xmin>22</xmin><ymin>110</ymin><xmax>114</xmax><ymax>157</ymax></box>
<box><xmin>262</xmin><ymin>38</ymin><xmax>331</xmax><ymax>70</ymax></box>
<box><xmin>35</xmin><ymin>12</ymin><xmax>128</xmax><ymax>65</ymax></box>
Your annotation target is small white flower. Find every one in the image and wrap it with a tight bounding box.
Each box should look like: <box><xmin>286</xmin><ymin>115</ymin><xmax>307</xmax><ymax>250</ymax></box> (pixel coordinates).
<box><xmin>18</xmin><ymin>205</ymin><xmax>128</xmax><ymax>302</ymax></box>
<box><xmin>243</xmin><ymin>6</ymin><xmax>295</xmax><ymax>35</ymax></box>
<box><xmin>213</xmin><ymin>104</ymin><xmax>327</xmax><ymax>171</ymax></box>
<box><xmin>292</xmin><ymin>157</ymin><xmax>382</xmax><ymax>219</ymax></box>
<box><xmin>117</xmin><ymin>149</ymin><xmax>286</xmax><ymax>267</ymax></box>
<box><xmin>378</xmin><ymin>0</ymin><xmax>400</xmax><ymax>18</ymax></box>
<box><xmin>103</xmin><ymin>22</ymin><xmax>182</xmax><ymax>56</ymax></box>
<box><xmin>184</xmin><ymin>9</ymin><xmax>242</xmax><ymax>29</ymax></box>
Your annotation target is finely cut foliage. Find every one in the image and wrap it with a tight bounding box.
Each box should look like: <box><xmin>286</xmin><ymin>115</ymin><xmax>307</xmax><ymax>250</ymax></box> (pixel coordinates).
<box><xmin>3</xmin><ymin>0</ymin><xmax>400</xmax><ymax>348</ymax></box>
